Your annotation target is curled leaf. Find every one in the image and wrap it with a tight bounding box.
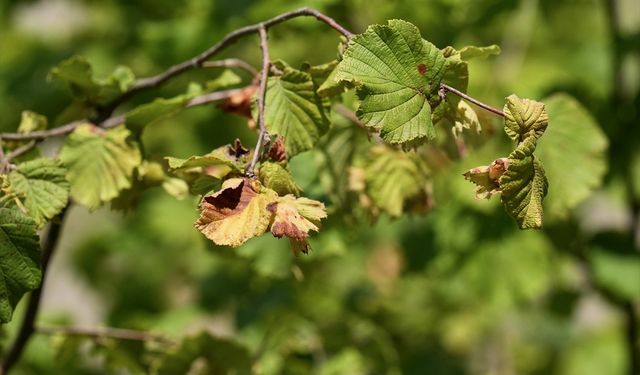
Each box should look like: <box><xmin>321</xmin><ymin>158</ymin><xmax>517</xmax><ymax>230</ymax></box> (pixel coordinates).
<box><xmin>499</xmin><ymin>137</ymin><xmax>549</xmax><ymax>229</ymax></box>
<box><xmin>195</xmin><ymin>178</ymin><xmax>277</xmax><ymax>247</ymax></box>
<box><xmin>503</xmin><ymin>94</ymin><xmax>548</xmax><ymax>142</ymax></box>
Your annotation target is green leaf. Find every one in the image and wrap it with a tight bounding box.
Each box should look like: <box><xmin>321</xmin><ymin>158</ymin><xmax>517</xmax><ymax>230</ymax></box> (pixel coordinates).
<box><xmin>155</xmin><ymin>332</ymin><xmax>251</xmax><ymax>375</ymax></box>
<box><xmin>206</xmin><ymin>69</ymin><xmax>243</xmax><ymax>91</ymax></box>
<box><xmin>59</xmin><ymin>124</ymin><xmax>141</xmax><ymax>210</ymax></box>
<box><xmin>335</xmin><ymin>19</ymin><xmax>447</xmax><ymax>145</ymax></box>
<box><xmin>537</xmin><ymin>94</ymin><xmax>608</xmax><ymax>218</ymax></box>
<box><xmin>458</xmin><ymin>45</ymin><xmax>501</xmax><ymax>61</ymax></box>
<box><xmin>17</xmin><ymin>110</ymin><xmax>48</xmax><ymax>133</ymax></box>
<box><xmin>258</xmin><ymin>162</ymin><xmax>301</xmax><ymax>196</ymax></box>
<box><xmin>263</xmin><ymin>66</ymin><xmax>330</xmax><ymax>156</ymax></box>
<box><xmin>591</xmin><ymin>249</ymin><xmax>640</xmax><ymax>299</ymax></box>
<box><xmin>48</xmin><ymin>56</ymin><xmax>134</xmax><ymax>105</ymax></box>
<box><xmin>165</xmin><ymin>142</ymin><xmax>248</xmax><ymax>175</ymax></box>
<box><xmin>503</xmin><ymin>94</ymin><xmax>549</xmax><ymax>142</ymax></box>
<box><xmin>451</xmin><ymin>100</ymin><xmax>481</xmax><ymax>138</ymax></box>
<box><xmin>125</xmin><ymin>94</ymin><xmax>193</xmax><ymax>133</ymax></box>
<box><xmin>499</xmin><ymin>137</ymin><xmax>549</xmax><ymax>229</ymax></box>
<box><xmin>0</xmin><ymin>207</ymin><xmax>41</xmax><ymax>323</ymax></box>
<box><xmin>3</xmin><ymin>158</ymin><xmax>69</xmax><ymax>227</ymax></box>
<box><xmin>196</xmin><ymin>178</ymin><xmax>278</xmax><ymax>247</ymax></box>
<box><xmin>363</xmin><ymin>145</ymin><xmax>431</xmax><ymax>217</ymax></box>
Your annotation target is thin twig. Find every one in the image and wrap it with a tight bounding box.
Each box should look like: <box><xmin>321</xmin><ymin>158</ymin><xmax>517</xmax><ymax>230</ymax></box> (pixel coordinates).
<box><xmin>36</xmin><ymin>325</ymin><xmax>176</xmax><ymax>346</ymax></box>
<box><xmin>0</xmin><ymin>206</ymin><xmax>69</xmax><ymax>375</ymax></box>
<box><xmin>201</xmin><ymin>58</ymin><xmax>258</xmax><ymax>77</ymax></box>
<box><xmin>246</xmin><ymin>26</ymin><xmax>271</xmax><ymax>177</ymax></box>
<box><xmin>4</xmin><ymin>141</ymin><xmax>37</xmax><ymax>164</ymax></box>
<box><xmin>0</xmin><ymin>87</ymin><xmax>251</xmax><ymax>141</ymax></box>
<box><xmin>103</xmin><ymin>7</ymin><xmax>353</xmax><ymax>114</ymax></box>
<box><xmin>440</xmin><ymin>83</ymin><xmax>505</xmax><ymax>117</ymax></box>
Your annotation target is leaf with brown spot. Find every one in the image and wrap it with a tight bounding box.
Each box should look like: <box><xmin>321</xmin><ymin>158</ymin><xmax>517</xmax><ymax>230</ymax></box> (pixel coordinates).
<box><xmin>195</xmin><ymin>178</ymin><xmax>277</xmax><ymax>247</ymax></box>
<box><xmin>267</xmin><ymin>195</ymin><xmax>327</xmax><ymax>255</ymax></box>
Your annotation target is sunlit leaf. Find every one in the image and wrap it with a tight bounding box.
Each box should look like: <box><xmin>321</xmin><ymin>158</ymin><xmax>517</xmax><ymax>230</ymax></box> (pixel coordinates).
<box><xmin>499</xmin><ymin>137</ymin><xmax>548</xmax><ymax>229</ymax></box>
<box><xmin>59</xmin><ymin>124</ymin><xmax>141</xmax><ymax>210</ymax></box>
<box><xmin>503</xmin><ymin>94</ymin><xmax>548</xmax><ymax>142</ymax></box>
<box><xmin>263</xmin><ymin>65</ymin><xmax>330</xmax><ymax>156</ymax></box>
<box><xmin>336</xmin><ymin>19</ymin><xmax>447</xmax><ymax>144</ymax></box>
<box><xmin>0</xmin><ymin>207</ymin><xmax>41</xmax><ymax>323</ymax></box>
<box><xmin>195</xmin><ymin>178</ymin><xmax>278</xmax><ymax>247</ymax></box>
<box><xmin>2</xmin><ymin>158</ymin><xmax>69</xmax><ymax>227</ymax></box>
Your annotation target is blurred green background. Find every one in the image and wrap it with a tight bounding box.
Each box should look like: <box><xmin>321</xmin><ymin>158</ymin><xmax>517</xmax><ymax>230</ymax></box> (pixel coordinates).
<box><xmin>1</xmin><ymin>0</ymin><xmax>639</xmax><ymax>374</ymax></box>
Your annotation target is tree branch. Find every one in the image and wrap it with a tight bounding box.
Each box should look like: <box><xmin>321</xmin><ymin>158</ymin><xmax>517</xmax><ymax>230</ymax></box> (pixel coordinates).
<box><xmin>103</xmin><ymin>7</ymin><xmax>353</xmax><ymax>114</ymax></box>
<box><xmin>36</xmin><ymin>324</ymin><xmax>175</xmax><ymax>346</ymax></box>
<box><xmin>0</xmin><ymin>86</ymin><xmax>251</xmax><ymax>142</ymax></box>
<box><xmin>440</xmin><ymin>83</ymin><xmax>505</xmax><ymax>117</ymax></box>
<box><xmin>246</xmin><ymin>26</ymin><xmax>271</xmax><ymax>177</ymax></box>
<box><xmin>201</xmin><ymin>58</ymin><xmax>258</xmax><ymax>77</ymax></box>
<box><xmin>0</xmin><ymin>206</ymin><xmax>69</xmax><ymax>375</ymax></box>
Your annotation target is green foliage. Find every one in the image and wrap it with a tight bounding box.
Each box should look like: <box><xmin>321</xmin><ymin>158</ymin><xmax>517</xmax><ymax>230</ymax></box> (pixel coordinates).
<box><xmin>59</xmin><ymin>124</ymin><xmax>142</xmax><ymax>210</ymax></box>
<box><xmin>1</xmin><ymin>158</ymin><xmax>69</xmax><ymax>227</ymax></box>
<box><xmin>155</xmin><ymin>332</ymin><xmax>251</xmax><ymax>375</ymax></box>
<box><xmin>336</xmin><ymin>19</ymin><xmax>447</xmax><ymax>145</ymax></box>
<box><xmin>49</xmin><ymin>56</ymin><xmax>135</xmax><ymax>106</ymax></box>
<box><xmin>258</xmin><ymin>162</ymin><xmax>301</xmax><ymax>196</ymax></box>
<box><xmin>358</xmin><ymin>145</ymin><xmax>431</xmax><ymax>218</ymax></box>
<box><xmin>263</xmin><ymin>64</ymin><xmax>330</xmax><ymax>157</ymax></box>
<box><xmin>0</xmin><ymin>208</ymin><xmax>41</xmax><ymax>323</ymax></box>
<box><xmin>0</xmin><ymin>2</ymin><xmax>632</xmax><ymax>375</ymax></box>
<box><xmin>537</xmin><ymin>94</ymin><xmax>608</xmax><ymax>218</ymax></box>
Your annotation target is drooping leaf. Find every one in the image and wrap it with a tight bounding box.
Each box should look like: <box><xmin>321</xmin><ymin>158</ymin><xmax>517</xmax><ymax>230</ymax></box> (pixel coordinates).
<box><xmin>195</xmin><ymin>178</ymin><xmax>278</xmax><ymax>247</ymax></box>
<box><xmin>499</xmin><ymin>137</ymin><xmax>549</xmax><ymax>229</ymax></box>
<box><xmin>48</xmin><ymin>56</ymin><xmax>135</xmax><ymax>105</ymax></box>
<box><xmin>537</xmin><ymin>94</ymin><xmax>608</xmax><ymax>218</ymax></box>
<box><xmin>267</xmin><ymin>195</ymin><xmax>327</xmax><ymax>254</ymax></box>
<box><xmin>503</xmin><ymin>94</ymin><xmax>549</xmax><ymax>142</ymax></box>
<box><xmin>263</xmin><ymin>65</ymin><xmax>329</xmax><ymax>156</ymax></box>
<box><xmin>0</xmin><ymin>207</ymin><xmax>41</xmax><ymax>323</ymax></box>
<box><xmin>155</xmin><ymin>332</ymin><xmax>251</xmax><ymax>375</ymax></box>
<box><xmin>335</xmin><ymin>19</ymin><xmax>448</xmax><ymax>145</ymax></box>
<box><xmin>59</xmin><ymin>124</ymin><xmax>141</xmax><ymax>210</ymax></box>
<box><xmin>2</xmin><ymin>158</ymin><xmax>69</xmax><ymax>227</ymax></box>
<box><xmin>258</xmin><ymin>162</ymin><xmax>301</xmax><ymax>196</ymax></box>
<box><xmin>363</xmin><ymin>145</ymin><xmax>431</xmax><ymax>217</ymax></box>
